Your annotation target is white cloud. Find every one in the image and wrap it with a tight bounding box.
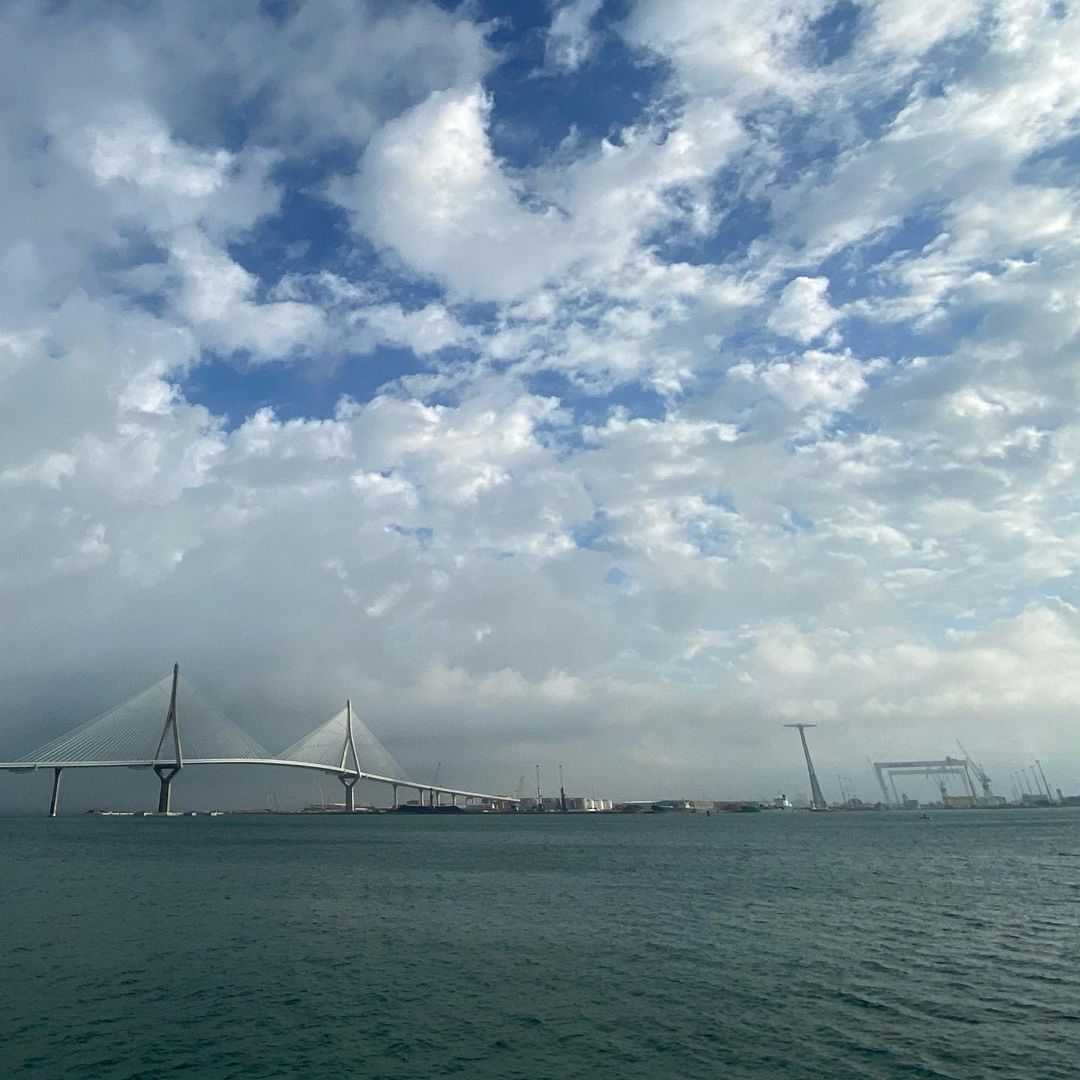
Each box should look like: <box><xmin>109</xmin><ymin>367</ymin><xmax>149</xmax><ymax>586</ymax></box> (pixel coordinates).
<box><xmin>338</xmin><ymin>85</ymin><xmax>746</xmax><ymax>308</ymax></box>
<box><xmin>338</xmin><ymin>86</ymin><xmax>574</xmax><ymax>300</ymax></box>
<box><xmin>170</xmin><ymin>231</ymin><xmax>326</xmax><ymax>358</ymax></box>
<box><xmin>863</xmin><ymin>0</ymin><xmax>982</xmax><ymax>57</ymax></box>
<box><xmin>767</xmin><ymin>276</ymin><xmax>839</xmax><ymax>343</ymax></box>
<box><xmin>544</xmin><ymin>0</ymin><xmax>604</xmax><ymax>73</ymax></box>
<box><xmin>622</xmin><ymin>0</ymin><xmax>827</xmax><ymax>105</ymax></box>
<box><xmin>359</xmin><ymin>303</ymin><xmax>469</xmax><ymax>355</ymax></box>
<box><xmin>276</xmin><ymin>272</ymin><xmax>472</xmax><ymax>357</ymax></box>
<box><xmin>754</xmin><ymin>623</ymin><xmax>818</xmax><ymax>677</ymax></box>
<box><xmin>760</xmin><ymin>349</ymin><xmax>871</xmax><ymax>413</ymax></box>
<box><xmin>78</xmin><ymin>106</ymin><xmax>232</xmax><ymax>198</ymax></box>
<box><xmin>0</xmin><ymin>451</ymin><xmax>76</xmax><ymax>490</ymax></box>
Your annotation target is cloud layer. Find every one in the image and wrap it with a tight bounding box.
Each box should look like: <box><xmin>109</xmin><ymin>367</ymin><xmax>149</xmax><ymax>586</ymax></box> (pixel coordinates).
<box><xmin>2</xmin><ymin>0</ymin><xmax>1079</xmax><ymax>808</ymax></box>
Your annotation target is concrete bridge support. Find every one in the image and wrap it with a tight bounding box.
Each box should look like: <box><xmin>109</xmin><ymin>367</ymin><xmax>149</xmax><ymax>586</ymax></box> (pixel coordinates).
<box><xmin>391</xmin><ymin>783</ymin><xmax>398</xmax><ymax>810</ymax></box>
<box><xmin>49</xmin><ymin>767</ymin><xmax>63</xmax><ymax>817</ymax></box>
<box><xmin>154</xmin><ymin>764</ymin><xmax>180</xmax><ymax>813</ymax></box>
<box><xmin>339</xmin><ymin>774</ymin><xmax>359</xmax><ymax>812</ymax></box>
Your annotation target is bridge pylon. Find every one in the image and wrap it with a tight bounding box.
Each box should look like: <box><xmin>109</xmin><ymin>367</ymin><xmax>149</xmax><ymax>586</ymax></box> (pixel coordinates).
<box><xmin>337</xmin><ymin>699</ymin><xmax>362</xmax><ymax>811</ymax></box>
<box><xmin>152</xmin><ymin>664</ymin><xmax>182</xmax><ymax>812</ymax></box>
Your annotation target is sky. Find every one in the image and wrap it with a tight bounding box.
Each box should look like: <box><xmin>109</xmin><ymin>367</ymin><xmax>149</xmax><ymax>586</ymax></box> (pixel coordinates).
<box><xmin>2</xmin><ymin>0</ymin><xmax>1079</xmax><ymax>810</ymax></box>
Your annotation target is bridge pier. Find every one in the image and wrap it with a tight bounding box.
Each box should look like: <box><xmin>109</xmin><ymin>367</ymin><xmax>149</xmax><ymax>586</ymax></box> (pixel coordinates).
<box><xmin>391</xmin><ymin>783</ymin><xmax>398</xmax><ymax>810</ymax></box>
<box><xmin>339</xmin><ymin>774</ymin><xmax>359</xmax><ymax>812</ymax></box>
<box><xmin>154</xmin><ymin>764</ymin><xmax>180</xmax><ymax>813</ymax></box>
<box><xmin>49</xmin><ymin>767</ymin><xmax>63</xmax><ymax>817</ymax></box>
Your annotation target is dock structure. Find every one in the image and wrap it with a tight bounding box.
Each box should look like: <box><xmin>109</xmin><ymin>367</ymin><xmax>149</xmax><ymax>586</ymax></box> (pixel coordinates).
<box><xmin>0</xmin><ymin>665</ymin><xmax>518</xmax><ymax>815</ymax></box>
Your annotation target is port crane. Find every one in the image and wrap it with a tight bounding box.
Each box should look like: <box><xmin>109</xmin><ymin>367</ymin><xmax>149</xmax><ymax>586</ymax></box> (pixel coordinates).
<box><xmin>956</xmin><ymin>741</ymin><xmax>994</xmax><ymax>800</ymax></box>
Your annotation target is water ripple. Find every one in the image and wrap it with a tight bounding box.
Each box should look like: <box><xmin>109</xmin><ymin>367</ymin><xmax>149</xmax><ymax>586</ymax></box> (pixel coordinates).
<box><xmin>1</xmin><ymin>810</ymin><xmax>1079</xmax><ymax>1078</ymax></box>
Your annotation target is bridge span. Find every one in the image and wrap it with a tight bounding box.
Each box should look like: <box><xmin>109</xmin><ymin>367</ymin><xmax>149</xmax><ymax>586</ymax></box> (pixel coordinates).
<box><xmin>0</xmin><ymin>665</ymin><xmax>518</xmax><ymax>815</ymax></box>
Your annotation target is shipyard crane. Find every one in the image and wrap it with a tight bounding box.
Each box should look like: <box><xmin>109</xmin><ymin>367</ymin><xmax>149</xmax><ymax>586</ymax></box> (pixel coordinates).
<box><xmin>1036</xmin><ymin>760</ymin><xmax>1055</xmax><ymax>803</ymax></box>
<box><xmin>872</xmin><ymin>757</ymin><xmax>976</xmax><ymax>806</ymax></box>
<box><xmin>956</xmin><ymin>741</ymin><xmax>993</xmax><ymax>800</ymax></box>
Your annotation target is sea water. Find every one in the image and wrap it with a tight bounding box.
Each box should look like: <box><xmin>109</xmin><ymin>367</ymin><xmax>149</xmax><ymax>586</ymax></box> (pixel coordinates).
<box><xmin>1</xmin><ymin>810</ymin><xmax>1078</xmax><ymax>1079</ymax></box>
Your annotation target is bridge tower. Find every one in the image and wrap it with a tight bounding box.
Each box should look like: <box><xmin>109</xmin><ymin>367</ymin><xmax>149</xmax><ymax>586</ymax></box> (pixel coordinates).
<box><xmin>152</xmin><ymin>664</ymin><xmax>182</xmax><ymax>812</ymax></box>
<box><xmin>338</xmin><ymin>699</ymin><xmax>361</xmax><ymax>811</ymax></box>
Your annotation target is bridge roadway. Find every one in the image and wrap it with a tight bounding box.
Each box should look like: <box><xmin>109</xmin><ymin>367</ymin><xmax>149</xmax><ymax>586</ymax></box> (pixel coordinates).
<box><xmin>0</xmin><ymin>758</ymin><xmax>518</xmax><ymax>812</ymax></box>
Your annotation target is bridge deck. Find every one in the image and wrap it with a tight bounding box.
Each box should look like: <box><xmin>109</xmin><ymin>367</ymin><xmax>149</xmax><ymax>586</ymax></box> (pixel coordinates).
<box><xmin>0</xmin><ymin>758</ymin><xmax>516</xmax><ymax>803</ymax></box>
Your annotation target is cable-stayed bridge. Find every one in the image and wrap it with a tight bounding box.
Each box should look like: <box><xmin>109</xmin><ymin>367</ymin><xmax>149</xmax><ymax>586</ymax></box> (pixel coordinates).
<box><xmin>0</xmin><ymin>665</ymin><xmax>517</xmax><ymax>815</ymax></box>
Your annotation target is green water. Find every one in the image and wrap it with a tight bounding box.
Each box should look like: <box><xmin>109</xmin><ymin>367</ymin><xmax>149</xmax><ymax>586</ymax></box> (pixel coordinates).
<box><xmin>2</xmin><ymin>810</ymin><xmax>1078</xmax><ymax>1078</ymax></box>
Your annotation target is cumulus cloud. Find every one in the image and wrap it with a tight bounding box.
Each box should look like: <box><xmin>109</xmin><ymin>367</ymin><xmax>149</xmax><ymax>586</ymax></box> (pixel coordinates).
<box><xmin>760</xmin><ymin>349</ymin><xmax>871</xmax><ymax>414</ymax></box>
<box><xmin>337</xmin><ymin>86</ymin><xmax>575</xmax><ymax>300</ymax></box>
<box><xmin>767</xmin><ymin>276</ymin><xmax>839</xmax><ymax>343</ymax></box>
<box><xmin>78</xmin><ymin>105</ymin><xmax>232</xmax><ymax>198</ymax></box>
<box><xmin>277</xmin><ymin>272</ymin><xmax>472</xmax><ymax>357</ymax></box>
<box><xmin>170</xmin><ymin>232</ymin><xmax>326</xmax><ymax>358</ymax></box>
